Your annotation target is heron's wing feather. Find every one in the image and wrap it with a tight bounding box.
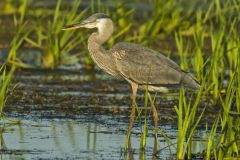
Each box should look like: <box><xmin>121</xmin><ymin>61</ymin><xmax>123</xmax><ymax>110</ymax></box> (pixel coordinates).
<box><xmin>110</xmin><ymin>42</ymin><xmax>183</xmax><ymax>85</ymax></box>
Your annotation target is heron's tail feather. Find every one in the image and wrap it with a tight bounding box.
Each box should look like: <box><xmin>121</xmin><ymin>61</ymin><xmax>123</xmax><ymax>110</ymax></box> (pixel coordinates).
<box><xmin>181</xmin><ymin>72</ymin><xmax>200</xmax><ymax>91</ymax></box>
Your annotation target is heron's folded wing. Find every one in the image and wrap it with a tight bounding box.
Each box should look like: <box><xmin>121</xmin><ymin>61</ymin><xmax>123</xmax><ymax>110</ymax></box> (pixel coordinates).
<box><xmin>111</xmin><ymin>42</ymin><xmax>183</xmax><ymax>85</ymax></box>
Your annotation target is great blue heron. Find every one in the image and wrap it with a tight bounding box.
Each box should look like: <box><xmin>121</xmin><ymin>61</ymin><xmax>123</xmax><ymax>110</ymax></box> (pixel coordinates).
<box><xmin>62</xmin><ymin>13</ymin><xmax>200</xmax><ymax>131</ymax></box>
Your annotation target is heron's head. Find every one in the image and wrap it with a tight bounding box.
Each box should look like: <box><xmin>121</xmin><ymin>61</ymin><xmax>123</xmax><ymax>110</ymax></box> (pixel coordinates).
<box><xmin>62</xmin><ymin>13</ymin><xmax>111</xmax><ymax>31</ymax></box>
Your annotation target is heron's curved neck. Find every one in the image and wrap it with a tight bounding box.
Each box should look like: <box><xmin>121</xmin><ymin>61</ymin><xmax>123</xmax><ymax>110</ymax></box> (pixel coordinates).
<box><xmin>88</xmin><ymin>19</ymin><xmax>113</xmax><ymax>48</ymax></box>
<box><xmin>87</xmin><ymin>19</ymin><xmax>117</xmax><ymax>76</ymax></box>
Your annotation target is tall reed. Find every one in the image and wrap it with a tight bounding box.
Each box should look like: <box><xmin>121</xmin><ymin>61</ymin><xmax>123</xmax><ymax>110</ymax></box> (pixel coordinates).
<box><xmin>0</xmin><ymin>65</ymin><xmax>15</xmax><ymax>119</ymax></box>
<box><xmin>175</xmin><ymin>86</ymin><xmax>205</xmax><ymax>159</ymax></box>
<box><xmin>26</xmin><ymin>0</ymin><xmax>87</xmax><ymax>69</ymax></box>
<box><xmin>0</xmin><ymin>0</ymin><xmax>30</xmax><ymax>122</ymax></box>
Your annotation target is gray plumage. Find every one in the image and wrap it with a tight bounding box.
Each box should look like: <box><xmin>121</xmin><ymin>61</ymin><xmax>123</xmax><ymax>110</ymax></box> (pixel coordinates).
<box><xmin>63</xmin><ymin>13</ymin><xmax>200</xmax><ymax>94</ymax></box>
<box><xmin>63</xmin><ymin>13</ymin><xmax>200</xmax><ymax>132</ymax></box>
<box><xmin>110</xmin><ymin>42</ymin><xmax>199</xmax><ymax>92</ymax></box>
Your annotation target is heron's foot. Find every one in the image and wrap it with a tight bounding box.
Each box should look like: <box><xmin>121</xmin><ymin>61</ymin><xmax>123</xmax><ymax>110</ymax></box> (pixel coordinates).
<box><xmin>123</xmin><ymin>137</ymin><xmax>134</xmax><ymax>160</ymax></box>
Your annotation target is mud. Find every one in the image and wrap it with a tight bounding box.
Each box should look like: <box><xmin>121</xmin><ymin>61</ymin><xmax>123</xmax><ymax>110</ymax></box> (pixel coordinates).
<box><xmin>0</xmin><ymin>67</ymin><xmax>215</xmax><ymax>159</ymax></box>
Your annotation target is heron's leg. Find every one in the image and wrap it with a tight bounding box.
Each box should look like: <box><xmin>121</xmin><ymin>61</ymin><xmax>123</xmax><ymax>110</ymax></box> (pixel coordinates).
<box><xmin>129</xmin><ymin>82</ymin><xmax>138</xmax><ymax>129</ymax></box>
<box><xmin>148</xmin><ymin>93</ymin><xmax>159</xmax><ymax>133</ymax></box>
<box><xmin>125</xmin><ymin>82</ymin><xmax>138</xmax><ymax>150</ymax></box>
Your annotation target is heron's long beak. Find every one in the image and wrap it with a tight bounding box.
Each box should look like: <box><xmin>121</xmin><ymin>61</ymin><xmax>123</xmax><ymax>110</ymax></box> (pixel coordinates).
<box><xmin>62</xmin><ymin>22</ymin><xmax>86</xmax><ymax>31</ymax></box>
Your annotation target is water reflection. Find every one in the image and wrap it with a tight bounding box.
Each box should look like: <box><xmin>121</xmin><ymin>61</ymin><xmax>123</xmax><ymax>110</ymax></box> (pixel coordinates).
<box><xmin>123</xmin><ymin>135</ymin><xmax>159</xmax><ymax>160</ymax></box>
<box><xmin>0</xmin><ymin>124</ymin><xmax>25</xmax><ymax>160</ymax></box>
<box><xmin>0</xmin><ymin>126</ymin><xmax>7</xmax><ymax>151</ymax></box>
<box><xmin>0</xmin><ymin>119</ymin><xmax>207</xmax><ymax>159</ymax></box>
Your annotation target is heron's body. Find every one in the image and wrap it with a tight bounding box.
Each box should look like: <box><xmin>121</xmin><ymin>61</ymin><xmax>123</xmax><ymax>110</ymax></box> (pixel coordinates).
<box><xmin>74</xmin><ymin>14</ymin><xmax>200</xmax><ymax>94</ymax></box>
<box><xmin>110</xmin><ymin>42</ymin><xmax>199</xmax><ymax>92</ymax></box>
<box><xmin>63</xmin><ymin>13</ymin><xmax>200</xmax><ymax>133</ymax></box>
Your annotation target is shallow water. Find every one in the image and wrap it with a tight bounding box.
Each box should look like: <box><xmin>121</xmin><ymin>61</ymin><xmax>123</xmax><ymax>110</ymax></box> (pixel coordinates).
<box><xmin>0</xmin><ymin>67</ymin><xmax>213</xmax><ymax>159</ymax></box>
<box><xmin>0</xmin><ymin>119</ymin><xmax>207</xmax><ymax>160</ymax></box>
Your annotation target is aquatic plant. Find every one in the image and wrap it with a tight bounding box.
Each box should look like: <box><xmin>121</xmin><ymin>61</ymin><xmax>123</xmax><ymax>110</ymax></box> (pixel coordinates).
<box><xmin>0</xmin><ymin>26</ymin><xmax>28</xmax><ymax>121</ymax></box>
<box><xmin>0</xmin><ymin>65</ymin><xmax>15</xmax><ymax>119</ymax></box>
<box><xmin>206</xmin><ymin>68</ymin><xmax>240</xmax><ymax>159</ymax></box>
<box><xmin>26</xmin><ymin>0</ymin><xmax>87</xmax><ymax>69</ymax></box>
<box><xmin>0</xmin><ymin>0</ymin><xmax>30</xmax><ymax>122</ymax></box>
<box><xmin>7</xmin><ymin>0</ymin><xmax>31</xmax><ymax>65</ymax></box>
<box><xmin>175</xmin><ymin>86</ymin><xmax>205</xmax><ymax>159</ymax></box>
<box><xmin>0</xmin><ymin>0</ymin><xmax>31</xmax><ymax>15</ymax></box>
